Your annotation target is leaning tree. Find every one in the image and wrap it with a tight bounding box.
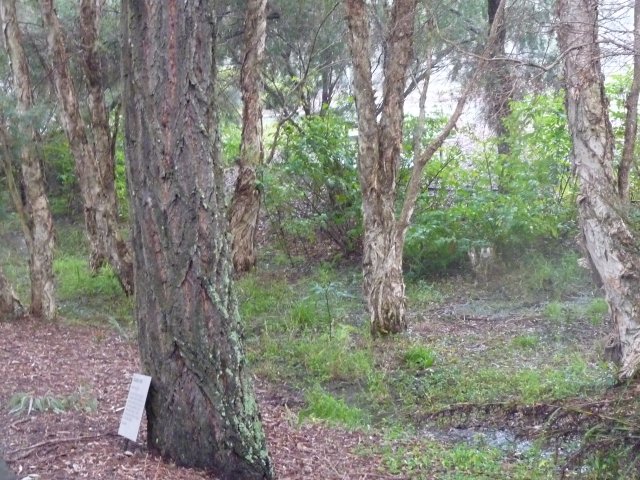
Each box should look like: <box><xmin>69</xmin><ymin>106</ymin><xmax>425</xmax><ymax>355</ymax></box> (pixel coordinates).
<box><xmin>122</xmin><ymin>1</ymin><xmax>273</xmax><ymax>478</ymax></box>
<box><xmin>557</xmin><ymin>0</ymin><xmax>640</xmax><ymax>379</ymax></box>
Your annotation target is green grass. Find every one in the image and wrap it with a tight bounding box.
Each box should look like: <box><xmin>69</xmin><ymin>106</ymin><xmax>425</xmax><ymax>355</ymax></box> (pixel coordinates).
<box><xmin>379</xmin><ymin>439</ymin><xmax>555</xmax><ymax>480</ymax></box>
<box><xmin>0</xmin><ymin>219</ymin><xmax>618</xmax><ymax>478</ymax></box>
<box><xmin>404</xmin><ymin>345</ymin><xmax>436</xmax><ymax>369</ymax></box>
<box><xmin>299</xmin><ymin>386</ymin><xmax>367</xmax><ymax>428</ymax></box>
<box><xmin>512</xmin><ymin>334</ymin><xmax>539</xmax><ymax>349</ymax></box>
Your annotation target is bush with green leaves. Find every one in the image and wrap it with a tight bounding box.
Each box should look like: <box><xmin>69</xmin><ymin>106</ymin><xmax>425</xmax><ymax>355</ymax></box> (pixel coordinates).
<box><xmin>265</xmin><ymin>111</ymin><xmax>362</xmax><ymax>257</ymax></box>
<box><xmin>403</xmin><ymin>90</ymin><xmax>577</xmax><ymax>277</ymax></box>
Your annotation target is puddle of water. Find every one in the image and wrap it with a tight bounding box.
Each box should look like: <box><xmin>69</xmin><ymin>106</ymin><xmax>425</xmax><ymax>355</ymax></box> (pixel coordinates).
<box><xmin>423</xmin><ymin>426</ymin><xmax>535</xmax><ymax>456</ymax></box>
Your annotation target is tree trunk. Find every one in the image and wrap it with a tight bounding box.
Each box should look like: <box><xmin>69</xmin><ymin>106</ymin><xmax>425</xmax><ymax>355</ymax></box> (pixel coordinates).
<box><xmin>0</xmin><ymin>267</ymin><xmax>24</xmax><ymax>320</ymax></box>
<box><xmin>122</xmin><ymin>1</ymin><xmax>274</xmax><ymax>478</ymax></box>
<box><xmin>618</xmin><ymin>0</ymin><xmax>640</xmax><ymax>201</ymax></box>
<box><xmin>557</xmin><ymin>0</ymin><xmax>640</xmax><ymax>379</ymax></box>
<box><xmin>485</xmin><ymin>0</ymin><xmax>512</xmax><ymax>155</ymax></box>
<box><xmin>344</xmin><ymin>0</ymin><xmax>416</xmax><ymax>335</ymax></box>
<box><xmin>229</xmin><ymin>0</ymin><xmax>267</xmax><ymax>273</ymax></box>
<box><xmin>40</xmin><ymin>0</ymin><xmax>134</xmax><ymax>295</ymax></box>
<box><xmin>1</xmin><ymin>0</ymin><xmax>56</xmax><ymax>320</ymax></box>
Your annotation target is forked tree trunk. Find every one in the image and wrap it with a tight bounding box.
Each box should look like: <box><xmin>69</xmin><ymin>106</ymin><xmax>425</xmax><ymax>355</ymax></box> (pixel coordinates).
<box><xmin>40</xmin><ymin>0</ymin><xmax>133</xmax><ymax>295</ymax></box>
<box><xmin>1</xmin><ymin>0</ymin><xmax>56</xmax><ymax>320</ymax></box>
<box><xmin>344</xmin><ymin>0</ymin><xmax>416</xmax><ymax>335</ymax></box>
<box><xmin>345</xmin><ymin>0</ymin><xmax>506</xmax><ymax>335</ymax></box>
<box><xmin>122</xmin><ymin>1</ymin><xmax>273</xmax><ymax>478</ymax></box>
<box><xmin>557</xmin><ymin>0</ymin><xmax>640</xmax><ymax>379</ymax></box>
<box><xmin>229</xmin><ymin>0</ymin><xmax>267</xmax><ymax>273</ymax></box>
<box><xmin>0</xmin><ymin>267</ymin><xmax>23</xmax><ymax>320</ymax></box>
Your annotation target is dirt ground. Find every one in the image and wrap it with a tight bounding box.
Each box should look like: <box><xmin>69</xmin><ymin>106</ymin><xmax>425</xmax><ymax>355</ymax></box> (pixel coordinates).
<box><xmin>0</xmin><ymin>318</ymin><xmax>399</xmax><ymax>480</ymax></box>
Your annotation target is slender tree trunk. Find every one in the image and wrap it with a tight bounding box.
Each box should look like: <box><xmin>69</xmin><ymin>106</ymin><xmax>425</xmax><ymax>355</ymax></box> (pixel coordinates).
<box><xmin>1</xmin><ymin>0</ymin><xmax>56</xmax><ymax>320</ymax></box>
<box><xmin>618</xmin><ymin>0</ymin><xmax>640</xmax><ymax>201</ymax></box>
<box><xmin>40</xmin><ymin>0</ymin><xmax>134</xmax><ymax>295</ymax></box>
<box><xmin>345</xmin><ymin>0</ymin><xmax>416</xmax><ymax>335</ymax></box>
<box><xmin>122</xmin><ymin>1</ymin><xmax>273</xmax><ymax>478</ymax></box>
<box><xmin>345</xmin><ymin>0</ymin><xmax>504</xmax><ymax>335</ymax></box>
<box><xmin>229</xmin><ymin>0</ymin><xmax>267</xmax><ymax>273</ymax></box>
<box><xmin>0</xmin><ymin>120</ymin><xmax>30</xmax><ymax>244</ymax></box>
<box><xmin>486</xmin><ymin>0</ymin><xmax>512</xmax><ymax>155</ymax></box>
<box><xmin>0</xmin><ymin>267</ymin><xmax>23</xmax><ymax>320</ymax></box>
<box><xmin>78</xmin><ymin>0</ymin><xmax>134</xmax><ymax>288</ymax></box>
<box><xmin>557</xmin><ymin>0</ymin><xmax>640</xmax><ymax>379</ymax></box>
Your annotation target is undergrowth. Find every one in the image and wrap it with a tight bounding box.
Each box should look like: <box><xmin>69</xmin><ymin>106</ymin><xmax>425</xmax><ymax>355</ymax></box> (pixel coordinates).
<box><xmin>0</xmin><ymin>218</ymin><xmax>628</xmax><ymax>478</ymax></box>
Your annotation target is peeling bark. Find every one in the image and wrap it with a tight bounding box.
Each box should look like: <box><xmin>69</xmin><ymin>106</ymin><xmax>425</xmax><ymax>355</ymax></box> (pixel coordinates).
<box><xmin>40</xmin><ymin>0</ymin><xmax>133</xmax><ymax>295</ymax></box>
<box><xmin>229</xmin><ymin>0</ymin><xmax>267</xmax><ymax>273</ymax></box>
<box><xmin>557</xmin><ymin>0</ymin><xmax>640</xmax><ymax>379</ymax></box>
<box><xmin>344</xmin><ymin>0</ymin><xmax>505</xmax><ymax>335</ymax></box>
<box><xmin>0</xmin><ymin>267</ymin><xmax>23</xmax><ymax>320</ymax></box>
<box><xmin>345</xmin><ymin>0</ymin><xmax>415</xmax><ymax>335</ymax></box>
<box><xmin>1</xmin><ymin>0</ymin><xmax>56</xmax><ymax>320</ymax></box>
<box><xmin>123</xmin><ymin>1</ymin><xmax>273</xmax><ymax>478</ymax></box>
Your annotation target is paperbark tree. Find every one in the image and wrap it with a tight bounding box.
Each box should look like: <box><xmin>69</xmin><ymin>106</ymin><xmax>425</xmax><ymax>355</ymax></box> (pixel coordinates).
<box><xmin>122</xmin><ymin>1</ymin><xmax>273</xmax><ymax>478</ymax></box>
<box><xmin>40</xmin><ymin>0</ymin><xmax>133</xmax><ymax>295</ymax></box>
<box><xmin>344</xmin><ymin>0</ymin><xmax>505</xmax><ymax>335</ymax></box>
<box><xmin>557</xmin><ymin>0</ymin><xmax>640</xmax><ymax>379</ymax></box>
<box><xmin>1</xmin><ymin>0</ymin><xmax>56</xmax><ymax>320</ymax></box>
<box><xmin>0</xmin><ymin>267</ymin><xmax>23</xmax><ymax>320</ymax></box>
<box><xmin>618</xmin><ymin>0</ymin><xmax>640</xmax><ymax>201</ymax></box>
<box><xmin>229</xmin><ymin>0</ymin><xmax>267</xmax><ymax>273</ymax></box>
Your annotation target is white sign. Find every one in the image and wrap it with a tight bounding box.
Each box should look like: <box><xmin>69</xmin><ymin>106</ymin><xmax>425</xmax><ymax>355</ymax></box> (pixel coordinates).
<box><xmin>118</xmin><ymin>373</ymin><xmax>152</xmax><ymax>442</ymax></box>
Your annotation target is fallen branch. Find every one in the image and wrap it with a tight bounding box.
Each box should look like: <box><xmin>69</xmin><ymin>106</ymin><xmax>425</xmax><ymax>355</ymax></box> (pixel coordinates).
<box><xmin>6</xmin><ymin>433</ymin><xmax>117</xmax><ymax>462</ymax></box>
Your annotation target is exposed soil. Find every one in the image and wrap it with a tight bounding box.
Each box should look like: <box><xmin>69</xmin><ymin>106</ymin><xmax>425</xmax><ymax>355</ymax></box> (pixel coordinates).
<box><xmin>0</xmin><ymin>318</ymin><xmax>399</xmax><ymax>480</ymax></box>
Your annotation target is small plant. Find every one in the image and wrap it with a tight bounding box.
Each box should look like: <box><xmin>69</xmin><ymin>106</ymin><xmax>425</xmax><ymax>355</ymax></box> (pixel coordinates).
<box><xmin>544</xmin><ymin>301</ymin><xmax>564</xmax><ymax>322</ymax></box>
<box><xmin>9</xmin><ymin>387</ymin><xmax>97</xmax><ymax>416</ymax></box>
<box><xmin>512</xmin><ymin>335</ymin><xmax>539</xmax><ymax>349</ymax></box>
<box><xmin>404</xmin><ymin>345</ymin><xmax>436</xmax><ymax>370</ymax></box>
<box><xmin>299</xmin><ymin>386</ymin><xmax>366</xmax><ymax>428</ymax></box>
<box><xmin>585</xmin><ymin>298</ymin><xmax>609</xmax><ymax>326</ymax></box>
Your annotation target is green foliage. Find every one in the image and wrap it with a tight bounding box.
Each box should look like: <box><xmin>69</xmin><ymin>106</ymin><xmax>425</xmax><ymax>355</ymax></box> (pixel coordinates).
<box><xmin>404</xmin><ymin>345</ymin><xmax>436</xmax><ymax>370</ymax></box>
<box><xmin>9</xmin><ymin>387</ymin><xmax>97</xmax><ymax>416</ymax></box>
<box><xmin>380</xmin><ymin>438</ymin><xmax>555</xmax><ymax>480</ymax></box>
<box><xmin>55</xmin><ymin>256</ymin><xmax>123</xmax><ymax>299</ymax></box>
<box><xmin>544</xmin><ymin>301</ymin><xmax>565</xmax><ymax>322</ymax></box>
<box><xmin>585</xmin><ymin>298</ymin><xmax>609</xmax><ymax>326</ymax></box>
<box><xmin>299</xmin><ymin>386</ymin><xmax>367</xmax><ymax>428</ymax></box>
<box><xmin>220</xmin><ymin>120</ymin><xmax>242</xmax><ymax>166</ymax></box>
<box><xmin>519</xmin><ymin>251</ymin><xmax>586</xmax><ymax>300</ymax></box>
<box><xmin>512</xmin><ymin>335</ymin><xmax>539</xmax><ymax>349</ymax></box>
<box><xmin>404</xmin><ymin>91</ymin><xmax>577</xmax><ymax>277</ymax></box>
<box><xmin>265</xmin><ymin>111</ymin><xmax>361</xmax><ymax>257</ymax></box>
<box><xmin>114</xmin><ymin>135</ymin><xmax>129</xmax><ymax>219</ymax></box>
<box><xmin>42</xmin><ymin>130</ymin><xmax>79</xmax><ymax>216</ymax></box>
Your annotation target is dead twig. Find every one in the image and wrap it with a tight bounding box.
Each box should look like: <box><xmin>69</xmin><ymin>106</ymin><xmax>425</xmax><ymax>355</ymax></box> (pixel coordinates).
<box><xmin>6</xmin><ymin>433</ymin><xmax>116</xmax><ymax>462</ymax></box>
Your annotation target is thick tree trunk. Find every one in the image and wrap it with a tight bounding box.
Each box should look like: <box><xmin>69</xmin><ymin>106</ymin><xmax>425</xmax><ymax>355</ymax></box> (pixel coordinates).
<box><xmin>40</xmin><ymin>0</ymin><xmax>134</xmax><ymax>295</ymax></box>
<box><xmin>122</xmin><ymin>1</ymin><xmax>273</xmax><ymax>478</ymax></box>
<box><xmin>558</xmin><ymin>0</ymin><xmax>640</xmax><ymax>379</ymax></box>
<box><xmin>618</xmin><ymin>0</ymin><xmax>640</xmax><ymax>201</ymax></box>
<box><xmin>345</xmin><ymin>0</ymin><xmax>416</xmax><ymax>335</ymax></box>
<box><xmin>229</xmin><ymin>0</ymin><xmax>267</xmax><ymax>273</ymax></box>
<box><xmin>1</xmin><ymin>0</ymin><xmax>56</xmax><ymax>320</ymax></box>
<box><xmin>0</xmin><ymin>267</ymin><xmax>23</xmax><ymax>320</ymax></box>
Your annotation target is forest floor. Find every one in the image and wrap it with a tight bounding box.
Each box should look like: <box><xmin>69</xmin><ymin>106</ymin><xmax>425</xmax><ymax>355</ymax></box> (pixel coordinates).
<box><xmin>0</xmin><ymin>318</ymin><xmax>392</xmax><ymax>479</ymax></box>
<box><xmin>1</xmin><ymin>223</ymin><xmax>640</xmax><ymax>479</ymax></box>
